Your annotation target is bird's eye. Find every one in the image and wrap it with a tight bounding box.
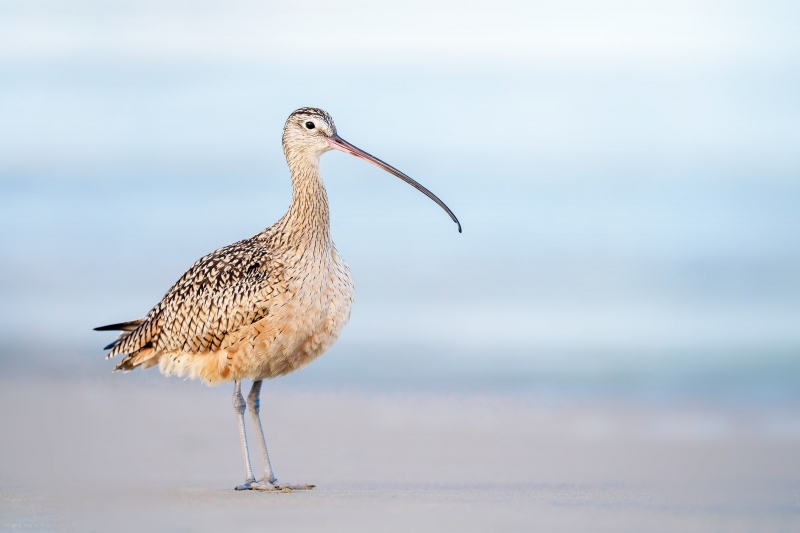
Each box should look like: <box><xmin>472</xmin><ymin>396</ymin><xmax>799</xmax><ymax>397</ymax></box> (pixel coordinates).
<box><xmin>305</xmin><ymin>121</ymin><xmax>315</xmax><ymax>130</ymax></box>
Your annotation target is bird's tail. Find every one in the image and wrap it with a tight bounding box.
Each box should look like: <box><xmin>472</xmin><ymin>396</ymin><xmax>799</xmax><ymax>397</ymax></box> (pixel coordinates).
<box><xmin>114</xmin><ymin>343</ymin><xmax>157</xmax><ymax>371</ymax></box>
<box><xmin>94</xmin><ymin>319</ymin><xmax>144</xmax><ymax>350</ymax></box>
<box><xmin>94</xmin><ymin>319</ymin><xmax>144</xmax><ymax>332</ymax></box>
<box><xmin>95</xmin><ymin>318</ymin><xmax>159</xmax><ymax>371</ymax></box>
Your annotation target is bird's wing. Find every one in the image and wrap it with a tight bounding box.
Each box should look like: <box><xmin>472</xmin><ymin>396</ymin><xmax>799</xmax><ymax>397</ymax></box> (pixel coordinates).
<box><xmin>104</xmin><ymin>237</ymin><xmax>282</xmax><ymax>359</ymax></box>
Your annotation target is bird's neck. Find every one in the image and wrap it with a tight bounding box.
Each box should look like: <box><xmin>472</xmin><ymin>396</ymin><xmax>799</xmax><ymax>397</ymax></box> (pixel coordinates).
<box><xmin>279</xmin><ymin>151</ymin><xmax>331</xmax><ymax>248</ymax></box>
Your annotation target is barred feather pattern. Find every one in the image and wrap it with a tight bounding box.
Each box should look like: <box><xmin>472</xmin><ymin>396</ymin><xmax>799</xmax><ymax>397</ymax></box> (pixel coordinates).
<box><xmin>108</xmin><ymin>235</ymin><xmax>282</xmax><ymax>359</ymax></box>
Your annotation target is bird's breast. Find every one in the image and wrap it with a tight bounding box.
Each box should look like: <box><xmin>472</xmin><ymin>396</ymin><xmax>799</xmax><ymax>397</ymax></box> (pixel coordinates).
<box><xmin>240</xmin><ymin>244</ymin><xmax>353</xmax><ymax>380</ymax></box>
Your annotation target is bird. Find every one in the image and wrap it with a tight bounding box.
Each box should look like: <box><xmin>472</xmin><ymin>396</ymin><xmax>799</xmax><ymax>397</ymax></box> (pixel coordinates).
<box><xmin>95</xmin><ymin>107</ymin><xmax>461</xmax><ymax>492</ymax></box>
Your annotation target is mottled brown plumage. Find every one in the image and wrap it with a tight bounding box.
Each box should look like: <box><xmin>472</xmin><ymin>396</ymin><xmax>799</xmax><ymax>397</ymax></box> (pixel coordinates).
<box><xmin>100</xmin><ymin>108</ymin><xmax>354</xmax><ymax>385</ymax></box>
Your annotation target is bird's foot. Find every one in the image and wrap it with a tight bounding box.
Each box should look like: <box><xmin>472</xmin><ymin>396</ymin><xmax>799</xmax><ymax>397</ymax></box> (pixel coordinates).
<box><xmin>235</xmin><ymin>477</ymin><xmax>315</xmax><ymax>492</ymax></box>
<box><xmin>235</xmin><ymin>478</ymin><xmax>259</xmax><ymax>491</ymax></box>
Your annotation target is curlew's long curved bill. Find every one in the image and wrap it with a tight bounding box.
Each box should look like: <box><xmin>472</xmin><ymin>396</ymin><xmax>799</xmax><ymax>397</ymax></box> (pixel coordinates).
<box><xmin>328</xmin><ymin>134</ymin><xmax>462</xmax><ymax>233</ymax></box>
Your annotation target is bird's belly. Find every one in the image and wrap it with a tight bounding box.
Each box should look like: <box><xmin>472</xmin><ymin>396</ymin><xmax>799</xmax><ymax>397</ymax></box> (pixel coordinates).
<box><xmin>231</xmin><ymin>254</ymin><xmax>353</xmax><ymax>381</ymax></box>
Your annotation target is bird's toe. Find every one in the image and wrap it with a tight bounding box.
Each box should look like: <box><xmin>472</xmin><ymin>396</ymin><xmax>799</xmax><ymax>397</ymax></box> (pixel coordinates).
<box><xmin>235</xmin><ymin>477</ymin><xmax>314</xmax><ymax>492</ymax></box>
<box><xmin>234</xmin><ymin>478</ymin><xmax>258</xmax><ymax>491</ymax></box>
<box><xmin>251</xmin><ymin>481</ymin><xmax>283</xmax><ymax>492</ymax></box>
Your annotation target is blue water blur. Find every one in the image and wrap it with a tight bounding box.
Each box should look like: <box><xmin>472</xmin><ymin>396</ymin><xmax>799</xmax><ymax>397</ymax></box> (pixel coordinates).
<box><xmin>1</xmin><ymin>1</ymin><xmax>798</xmax><ymax>398</ymax></box>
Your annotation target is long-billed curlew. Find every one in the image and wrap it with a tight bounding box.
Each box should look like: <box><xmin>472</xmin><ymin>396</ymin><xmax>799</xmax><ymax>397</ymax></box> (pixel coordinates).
<box><xmin>95</xmin><ymin>108</ymin><xmax>460</xmax><ymax>491</ymax></box>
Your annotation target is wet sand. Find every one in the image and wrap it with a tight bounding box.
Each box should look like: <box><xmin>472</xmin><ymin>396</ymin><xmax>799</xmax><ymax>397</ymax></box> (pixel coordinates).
<box><xmin>1</xmin><ymin>374</ymin><xmax>799</xmax><ymax>532</ymax></box>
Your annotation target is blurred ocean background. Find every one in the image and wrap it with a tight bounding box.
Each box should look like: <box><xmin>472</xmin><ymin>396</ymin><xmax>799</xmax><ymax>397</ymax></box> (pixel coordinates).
<box><xmin>1</xmin><ymin>0</ymin><xmax>798</xmax><ymax>399</ymax></box>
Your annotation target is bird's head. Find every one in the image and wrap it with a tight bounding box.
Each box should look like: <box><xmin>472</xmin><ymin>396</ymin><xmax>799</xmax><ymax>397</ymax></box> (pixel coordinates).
<box><xmin>282</xmin><ymin>107</ymin><xmax>338</xmax><ymax>157</ymax></box>
<box><xmin>282</xmin><ymin>107</ymin><xmax>462</xmax><ymax>233</ymax></box>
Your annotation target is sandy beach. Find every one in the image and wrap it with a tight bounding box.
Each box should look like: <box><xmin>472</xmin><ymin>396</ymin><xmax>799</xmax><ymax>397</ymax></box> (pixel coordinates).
<box><xmin>2</xmin><ymin>372</ymin><xmax>798</xmax><ymax>532</ymax></box>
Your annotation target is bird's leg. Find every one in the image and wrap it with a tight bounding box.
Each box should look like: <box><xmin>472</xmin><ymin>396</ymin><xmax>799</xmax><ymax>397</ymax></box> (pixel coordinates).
<box><xmin>246</xmin><ymin>380</ymin><xmax>315</xmax><ymax>492</ymax></box>
<box><xmin>232</xmin><ymin>380</ymin><xmax>258</xmax><ymax>490</ymax></box>
<box><xmin>247</xmin><ymin>380</ymin><xmax>277</xmax><ymax>484</ymax></box>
